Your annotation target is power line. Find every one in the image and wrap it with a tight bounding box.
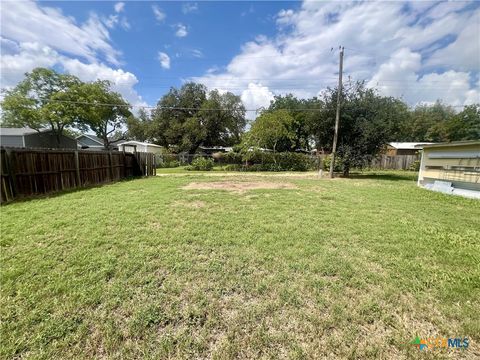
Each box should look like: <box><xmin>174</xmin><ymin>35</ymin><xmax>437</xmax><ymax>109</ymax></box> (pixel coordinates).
<box><xmin>17</xmin><ymin>98</ymin><xmax>470</xmax><ymax>111</ymax></box>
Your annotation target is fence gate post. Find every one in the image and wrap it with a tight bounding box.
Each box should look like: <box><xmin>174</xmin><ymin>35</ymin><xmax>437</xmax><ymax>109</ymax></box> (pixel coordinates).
<box><xmin>74</xmin><ymin>150</ymin><xmax>81</xmax><ymax>186</ymax></box>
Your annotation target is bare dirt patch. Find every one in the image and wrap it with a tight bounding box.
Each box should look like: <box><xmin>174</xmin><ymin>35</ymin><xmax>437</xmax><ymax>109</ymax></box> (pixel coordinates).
<box><xmin>182</xmin><ymin>181</ymin><xmax>297</xmax><ymax>193</ymax></box>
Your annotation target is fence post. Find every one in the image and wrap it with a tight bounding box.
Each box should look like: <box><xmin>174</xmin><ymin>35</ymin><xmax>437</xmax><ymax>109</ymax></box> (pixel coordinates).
<box><xmin>122</xmin><ymin>150</ymin><xmax>126</xmax><ymax>177</ymax></box>
<box><xmin>6</xmin><ymin>149</ymin><xmax>18</xmax><ymax>198</ymax></box>
<box><xmin>2</xmin><ymin>150</ymin><xmax>14</xmax><ymax>201</ymax></box>
<box><xmin>74</xmin><ymin>150</ymin><xmax>81</xmax><ymax>186</ymax></box>
<box><xmin>108</xmin><ymin>151</ymin><xmax>113</xmax><ymax>181</ymax></box>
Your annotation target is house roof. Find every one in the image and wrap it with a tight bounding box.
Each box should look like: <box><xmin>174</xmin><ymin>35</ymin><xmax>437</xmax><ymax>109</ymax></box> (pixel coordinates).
<box><xmin>120</xmin><ymin>141</ymin><xmax>163</xmax><ymax>148</ymax></box>
<box><xmin>418</xmin><ymin>140</ymin><xmax>480</xmax><ymax>149</ymax></box>
<box><xmin>389</xmin><ymin>142</ymin><xmax>435</xmax><ymax>150</ymax></box>
<box><xmin>1</xmin><ymin>127</ymin><xmax>39</xmax><ymax>136</ymax></box>
<box><xmin>76</xmin><ymin>134</ymin><xmax>104</xmax><ymax>145</ymax></box>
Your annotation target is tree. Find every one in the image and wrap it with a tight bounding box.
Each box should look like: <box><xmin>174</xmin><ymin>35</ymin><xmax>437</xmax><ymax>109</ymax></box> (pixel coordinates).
<box><xmin>318</xmin><ymin>82</ymin><xmax>411</xmax><ymax>176</ymax></box>
<box><xmin>1</xmin><ymin>67</ymin><xmax>82</xmax><ymax>145</ymax></box>
<box><xmin>267</xmin><ymin>94</ymin><xmax>321</xmax><ymax>151</ymax></box>
<box><xmin>75</xmin><ymin>80</ymin><xmax>131</xmax><ymax>149</ymax></box>
<box><xmin>199</xmin><ymin>90</ymin><xmax>246</xmax><ymax>146</ymax></box>
<box><xmin>126</xmin><ymin>108</ymin><xmax>153</xmax><ymax>142</ymax></box>
<box><xmin>445</xmin><ymin>104</ymin><xmax>480</xmax><ymax>140</ymax></box>
<box><xmin>244</xmin><ymin>109</ymin><xmax>296</xmax><ymax>153</ymax></box>
<box><xmin>149</xmin><ymin>83</ymin><xmax>246</xmax><ymax>153</ymax></box>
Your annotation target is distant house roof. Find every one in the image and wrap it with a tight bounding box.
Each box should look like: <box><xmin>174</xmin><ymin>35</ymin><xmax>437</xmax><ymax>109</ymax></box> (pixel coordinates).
<box><xmin>198</xmin><ymin>146</ymin><xmax>233</xmax><ymax>152</ymax></box>
<box><xmin>1</xmin><ymin>127</ymin><xmax>41</xmax><ymax>136</ymax></box>
<box><xmin>76</xmin><ymin>134</ymin><xmax>104</xmax><ymax>145</ymax></box>
<box><xmin>388</xmin><ymin>142</ymin><xmax>435</xmax><ymax>150</ymax></box>
<box><xmin>418</xmin><ymin>140</ymin><xmax>480</xmax><ymax>149</ymax></box>
<box><xmin>120</xmin><ymin>141</ymin><xmax>163</xmax><ymax>148</ymax></box>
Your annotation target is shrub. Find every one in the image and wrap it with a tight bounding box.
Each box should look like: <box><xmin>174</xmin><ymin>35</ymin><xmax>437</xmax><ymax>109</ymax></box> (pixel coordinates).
<box><xmin>322</xmin><ymin>154</ymin><xmax>343</xmax><ymax>172</ymax></box>
<box><xmin>156</xmin><ymin>154</ymin><xmax>181</xmax><ymax>168</ymax></box>
<box><xmin>186</xmin><ymin>157</ymin><xmax>214</xmax><ymax>171</ymax></box>
<box><xmin>223</xmin><ymin>151</ymin><xmax>317</xmax><ymax>171</ymax></box>
<box><xmin>409</xmin><ymin>159</ymin><xmax>421</xmax><ymax>171</ymax></box>
<box><xmin>217</xmin><ymin>151</ymin><xmax>243</xmax><ymax>164</ymax></box>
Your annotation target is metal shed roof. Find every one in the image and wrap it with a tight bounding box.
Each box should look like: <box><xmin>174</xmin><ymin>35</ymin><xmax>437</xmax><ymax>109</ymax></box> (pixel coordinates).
<box><xmin>389</xmin><ymin>142</ymin><xmax>435</xmax><ymax>150</ymax></box>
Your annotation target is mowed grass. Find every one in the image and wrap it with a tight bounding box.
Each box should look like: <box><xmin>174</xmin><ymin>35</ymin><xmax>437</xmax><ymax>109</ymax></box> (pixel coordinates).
<box><xmin>1</xmin><ymin>171</ymin><xmax>479</xmax><ymax>359</ymax></box>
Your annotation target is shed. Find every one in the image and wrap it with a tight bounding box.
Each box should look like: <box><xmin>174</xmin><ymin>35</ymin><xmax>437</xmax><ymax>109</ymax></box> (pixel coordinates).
<box><xmin>417</xmin><ymin>141</ymin><xmax>480</xmax><ymax>199</ymax></box>
<box><xmin>117</xmin><ymin>141</ymin><xmax>163</xmax><ymax>154</ymax></box>
<box><xmin>0</xmin><ymin>127</ymin><xmax>77</xmax><ymax>149</ymax></box>
<box><xmin>386</xmin><ymin>142</ymin><xmax>435</xmax><ymax>156</ymax></box>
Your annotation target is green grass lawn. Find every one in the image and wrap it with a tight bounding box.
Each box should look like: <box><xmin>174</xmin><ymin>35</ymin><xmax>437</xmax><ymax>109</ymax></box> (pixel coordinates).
<box><xmin>1</xmin><ymin>171</ymin><xmax>479</xmax><ymax>359</ymax></box>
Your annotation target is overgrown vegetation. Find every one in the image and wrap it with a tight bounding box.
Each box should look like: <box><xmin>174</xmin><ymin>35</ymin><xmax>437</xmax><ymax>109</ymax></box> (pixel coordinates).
<box><xmin>1</xmin><ymin>172</ymin><xmax>479</xmax><ymax>358</ymax></box>
<box><xmin>186</xmin><ymin>157</ymin><xmax>214</xmax><ymax>171</ymax></box>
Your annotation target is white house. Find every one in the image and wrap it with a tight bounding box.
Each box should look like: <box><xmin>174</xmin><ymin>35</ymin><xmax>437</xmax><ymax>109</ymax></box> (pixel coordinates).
<box><xmin>117</xmin><ymin>141</ymin><xmax>163</xmax><ymax>154</ymax></box>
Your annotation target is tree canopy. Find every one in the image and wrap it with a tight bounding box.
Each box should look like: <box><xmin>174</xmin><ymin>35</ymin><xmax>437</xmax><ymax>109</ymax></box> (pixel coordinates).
<box><xmin>1</xmin><ymin>68</ymin><xmax>82</xmax><ymax>144</ymax></box>
<box><xmin>1</xmin><ymin>68</ymin><xmax>131</xmax><ymax>149</ymax></box>
<box><xmin>74</xmin><ymin>80</ymin><xmax>131</xmax><ymax>149</ymax></box>
<box><xmin>146</xmin><ymin>83</ymin><xmax>246</xmax><ymax>153</ymax></box>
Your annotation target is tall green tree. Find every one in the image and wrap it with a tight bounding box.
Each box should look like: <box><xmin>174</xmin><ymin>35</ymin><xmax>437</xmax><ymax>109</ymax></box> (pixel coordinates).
<box><xmin>319</xmin><ymin>82</ymin><xmax>410</xmax><ymax>175</ymax></box>
<box><xmin>126</xmin><ymin>108</ymin><xmax>153</xmax><ymax>142</ymax></box>
<box><xmin>267</xmin><ymin>94</ymin><xmax>317</xmax><ymax>150</ymax></box>
<box><xmin>244</xmin><ymin>109</ymin><xmax>296</xmax><ymax>152</ymax></box>
<box><xmin>75</xmin><ymin>80</ymin><xmax>131</xmax><ymax>149</ymax></box>
<box><xmin>149</xmin><ymin>83</ymin><xmax>246</xmax><ymax>153</ymax></box>
<box><xmin>445</xmin><ymin>104</ymin><xmax>480</xmax><ymax>140</ymax></box>
<box><xmin>1</xmin><ymin>67</ymin><xmax>82</xmax><ymax>145</ymax></box>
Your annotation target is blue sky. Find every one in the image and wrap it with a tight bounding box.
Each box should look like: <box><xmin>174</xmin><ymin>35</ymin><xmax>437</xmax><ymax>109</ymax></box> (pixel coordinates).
<box><xmin>51</xmin><ymin>1</ymin><xmax>296</xmax><ymax>104</ymax></box>
<box><xmin>1</xmin><ymin>1</ymin><xmax>479</xmax><ymax>115</ymax></box>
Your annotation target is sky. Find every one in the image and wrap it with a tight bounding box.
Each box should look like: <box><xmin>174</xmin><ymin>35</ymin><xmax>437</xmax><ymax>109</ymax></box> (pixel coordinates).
<box><xmin>1</xmin><ymin>0</ymin><xmax>479</xmax><ymax>118</ymax></box>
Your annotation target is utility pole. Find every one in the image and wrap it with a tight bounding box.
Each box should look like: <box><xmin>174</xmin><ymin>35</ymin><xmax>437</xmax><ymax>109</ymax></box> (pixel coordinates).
<box><xmin>329</xmin><ymin>46</ymin><xmax>344</xmax><ymax>178</ymax></box>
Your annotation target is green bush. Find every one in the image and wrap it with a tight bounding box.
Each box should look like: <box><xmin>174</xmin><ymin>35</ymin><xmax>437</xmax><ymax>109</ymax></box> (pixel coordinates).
<box><xmin>216</xmin><ymin>151</ymin><xmax>243</xmax><ymax>164</ymax></box>
<box><xmin>322</xmin><ymin>154</ymin><xmax>343</xmax><ymax>172</ymax></box>
<box><xmin>223</xmin><ymin>151</ymin><xmax>317</xmax><ymax>171</ymax></box>
<box><xmin>156</xmin><ymin>154</ymin><xmax>181</xmax><ymax>168</ymax></box>
<box><xmin>186</xmin><ymin>157</ymin><xmax>214</xmax><ymax>171</ymax></box>
<box><xmin>409</xmin><ymin>159</ymin><xmax>421</xmax><ymax>171</ymax></box>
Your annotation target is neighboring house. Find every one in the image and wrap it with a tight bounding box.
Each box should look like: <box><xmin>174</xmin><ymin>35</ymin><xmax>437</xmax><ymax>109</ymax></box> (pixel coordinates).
<box><xmin>417</xmin><ymin>140</ymin><xmax>480</xmax><ymax>199</ymax></box>
<box><xmin>76</xmin><ymin>134</ymin><xmax>124</xmax><ymax>151</ymax></box>
<box><xmin>0</xmin><ymin>127</ymin><xmax>77</xmax><ymax>149</ymax></box>
<box><xmin>196</xmin><ymin>146</ymin><xmax>233</xmax><ymax>155</ymax></box>
<box><xmin>386</xmin><ymin>142</ymin><xmax>435</xmax><ymax>156</ymax></box>
<box><xmin>117</xmin><ymin>141</ymin><xmax>163</xmax><ymax>154</ymax></box>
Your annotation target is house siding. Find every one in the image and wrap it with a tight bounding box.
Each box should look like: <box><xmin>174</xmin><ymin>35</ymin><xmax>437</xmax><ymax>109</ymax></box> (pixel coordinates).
<box><xmin>0</xmin><ymin>135</ymin><xmax>24</xmax><ymax>147</ymax></box>
<box><xmin>24</xmin><ymin>132</ymin><xmax>77</xmax><ymax>149</ymax></box>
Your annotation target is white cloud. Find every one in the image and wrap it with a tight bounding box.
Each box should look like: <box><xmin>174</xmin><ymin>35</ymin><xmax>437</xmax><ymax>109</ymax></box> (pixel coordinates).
<box><xmin>182</xmin><ymin>3</ymin><xmax>198</xmax><ymax>14</ymax></box>
<box><xmin>104</xmin><ymin>2</ymin><xmax>130</xmax><ymax>30</ymax></box>
<box><xmin>152</xmin><ymin>5</ymin><xmax>166</xmax><ymax>23</ymax></box>
<box><xmin>241</xmin><ymin>83</ymin><xmax>274</xmax><ymax>119</ymax></box>
<box><xmin>193</xmin><ymin>1</ymin><xmax>479</xmax><ymax>113</ymax></box>
<box><xmin>175</xmin><ymin>23</ymin><xmax>188</xmax><ymax>38</ymax></box>
<box><xmin>114</xmin><ymin>2</ymin><xmax>125</xmax><ymax>13</ymax></box>
<box><xmin>1</xmin><ymin>0</ymin><xmax>120</xmax><ymax>65</ymax></box>
<box><xmin>157</xmin><ymin>52</ymin><xmax>171</xmax><ymax>69</ymax></box>
<box><xmin>61</xmin><ymin>59</ymin><xmax>147</xmax><ymax>107</ymax></box>
<box><xmin>0</xmin><ymin>0</ymin><xmax>145</xmax><ymax>109</ymax></box>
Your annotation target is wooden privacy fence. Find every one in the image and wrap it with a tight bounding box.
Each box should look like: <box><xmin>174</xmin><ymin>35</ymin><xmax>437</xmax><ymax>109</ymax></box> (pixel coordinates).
<box><xmin>1</xmin><ymin>148</ymin><xmax>156</xmax><ymax>203</ymax></box>
<box><xmin>369</xmin><ymin>154</ymin><xmax>419</xmax><ymax>170</ymax></box>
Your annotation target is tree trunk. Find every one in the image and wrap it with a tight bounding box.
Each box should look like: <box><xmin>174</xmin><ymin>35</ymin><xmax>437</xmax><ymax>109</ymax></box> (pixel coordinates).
<box><xmin>342</xmin><ymin>162</ymin><xmax>350</xmax><ymax>177</ymax></box>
